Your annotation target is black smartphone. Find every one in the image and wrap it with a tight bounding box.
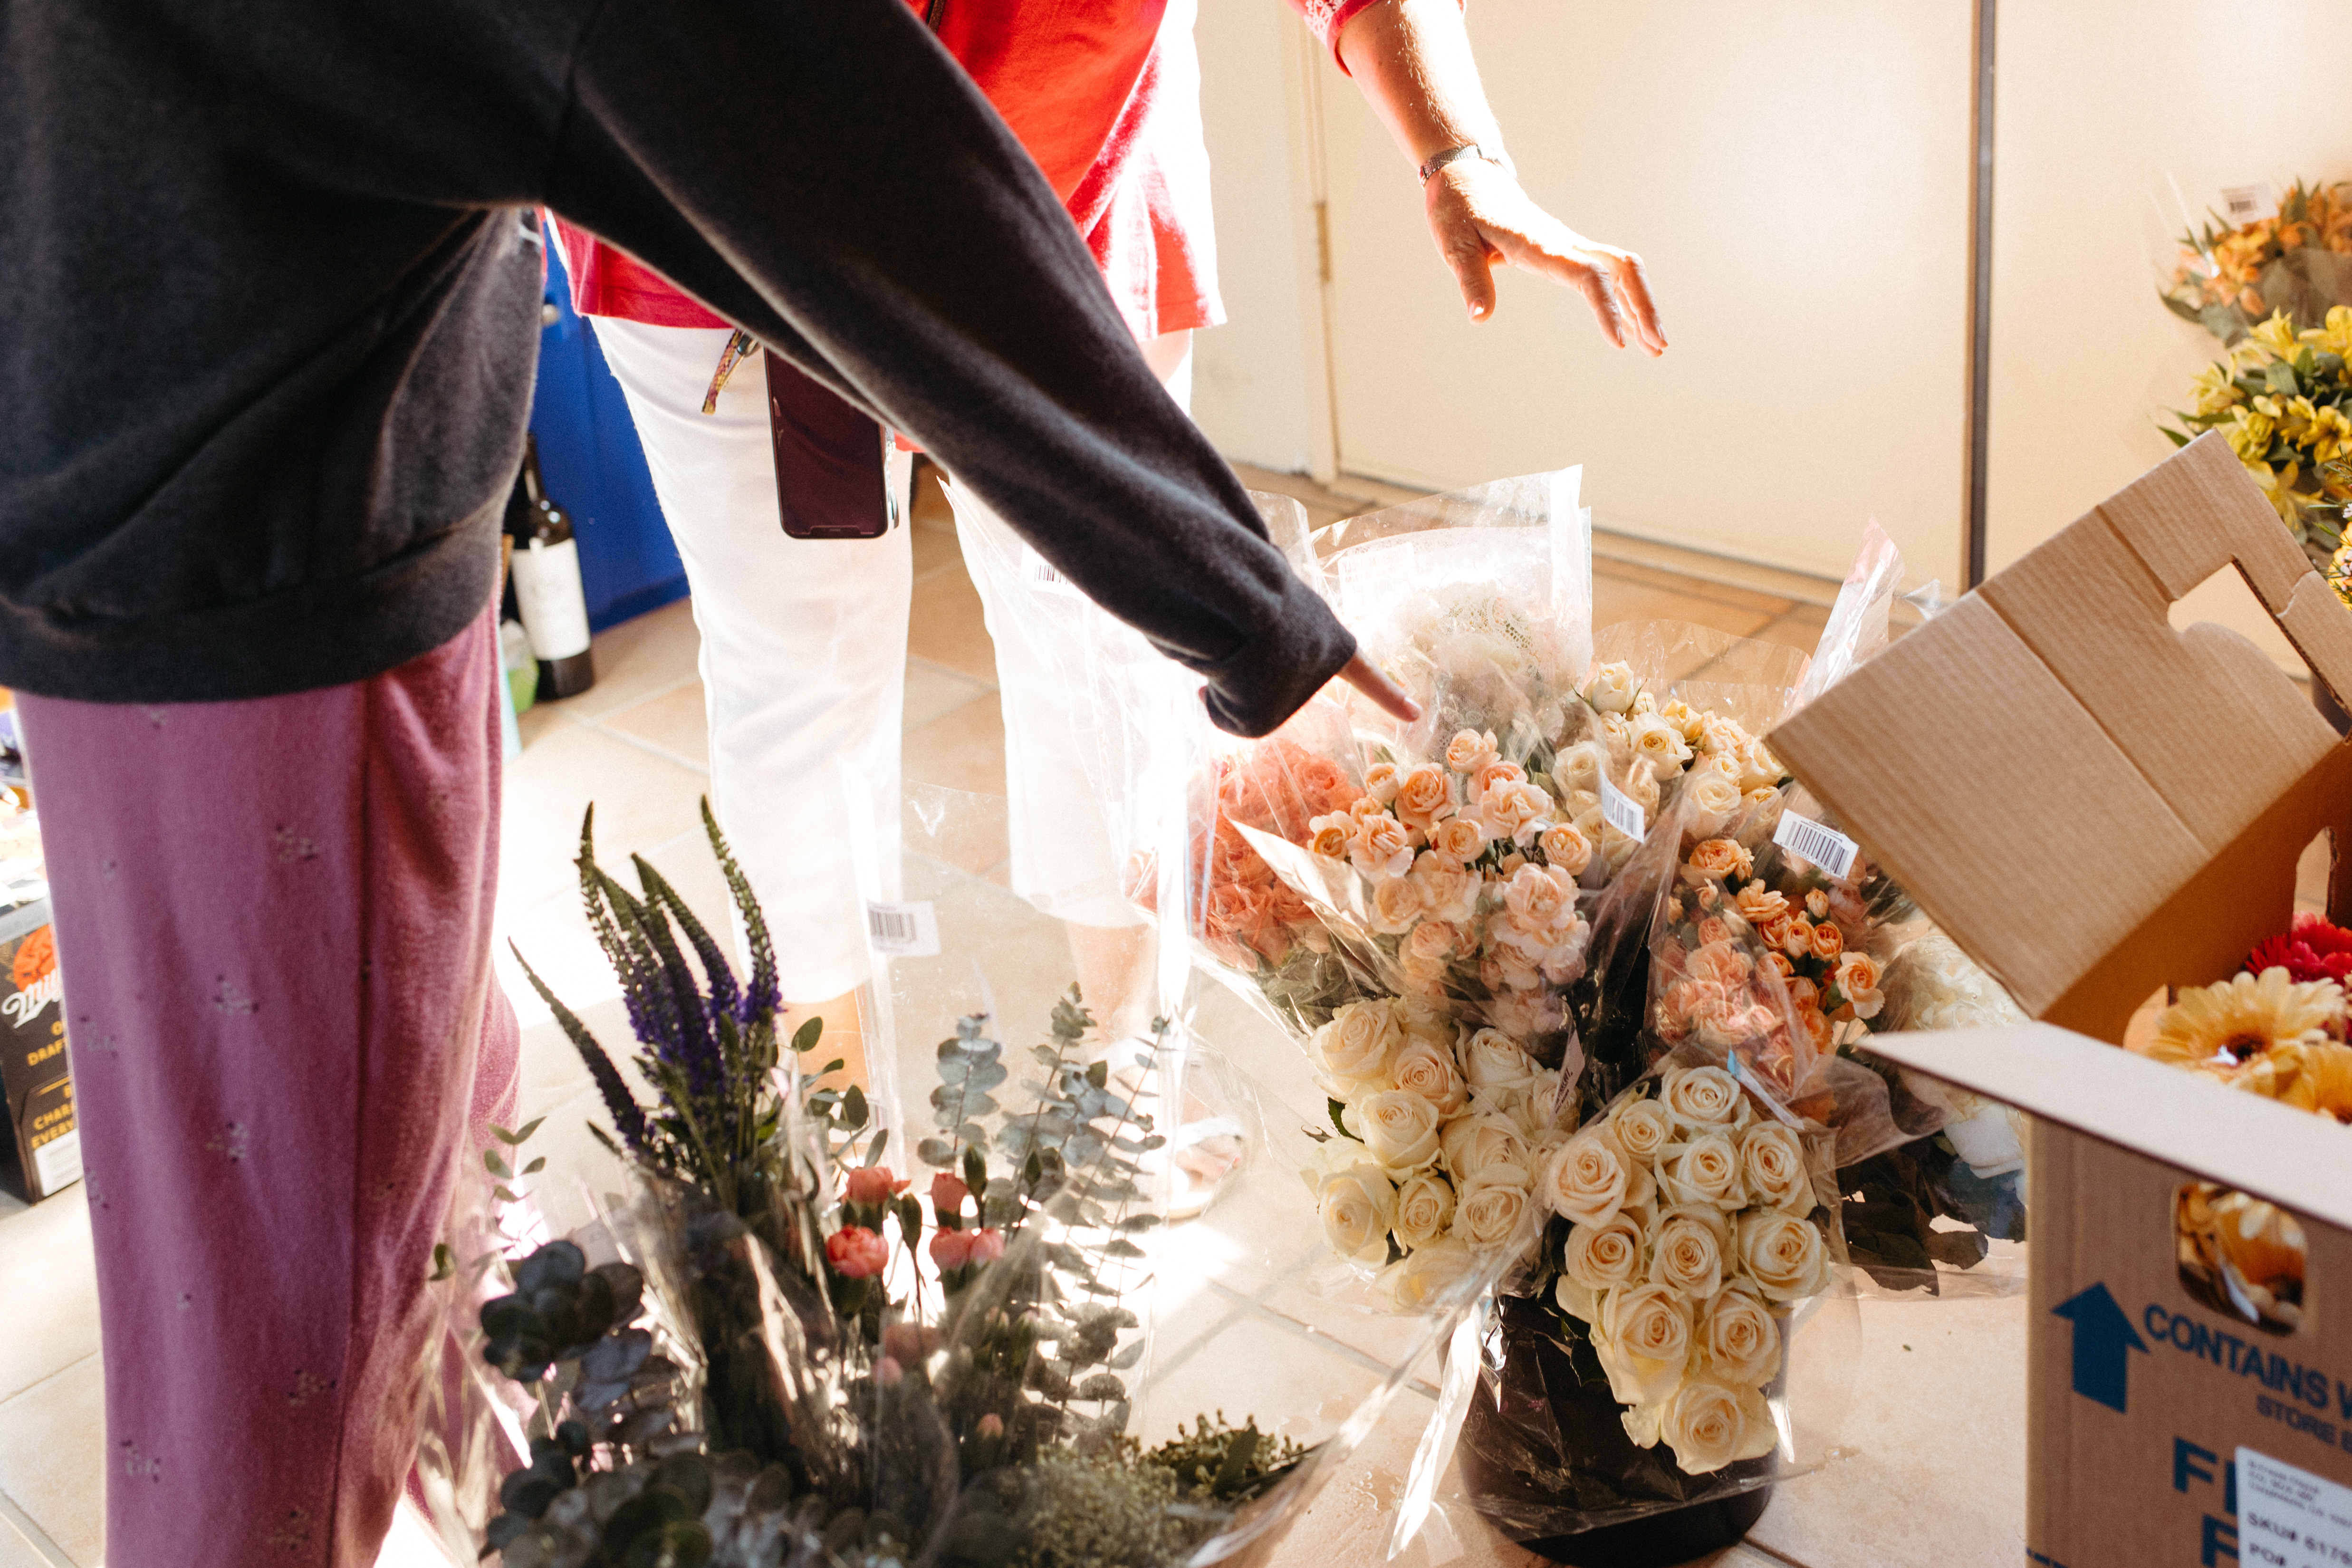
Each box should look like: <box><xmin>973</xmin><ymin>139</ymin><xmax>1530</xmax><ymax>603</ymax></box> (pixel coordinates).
<box><xmin>766</xmin><ymin>350</ymin><xmax>893</xmax><ymax>539</ymax></box>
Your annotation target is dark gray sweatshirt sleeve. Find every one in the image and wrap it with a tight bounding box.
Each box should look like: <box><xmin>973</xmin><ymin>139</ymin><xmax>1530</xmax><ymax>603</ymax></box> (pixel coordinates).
<box><xmin>541</xmin><ymin>0</ymin><xmax>1352</xmax><ymax>737</ymax></box>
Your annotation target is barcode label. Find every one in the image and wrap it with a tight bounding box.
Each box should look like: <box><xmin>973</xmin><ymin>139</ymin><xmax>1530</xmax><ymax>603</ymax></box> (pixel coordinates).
<box><xmin>1773</xmin><ymin>811</ymin><xmax>1859</xmax><ymax>880</ymax></box>
<box><xmin>864</xmin><ymin>900</ymin><xmax>941</xmax><ymax>958</ymax></box>
<box><xmin>1021</xmin><ymin>544</ymin><xmax>1085</xmax><ymax>600</ymax></box>
<box><xmin>1599</xmin><ymin>776</ymin><xmax>1646</xmax><ymax>840</ymax></box>
<box><xmin>2219</xmin><ymin>183</ymin><xmax>2278</xmax><ymax>224</ymax></box>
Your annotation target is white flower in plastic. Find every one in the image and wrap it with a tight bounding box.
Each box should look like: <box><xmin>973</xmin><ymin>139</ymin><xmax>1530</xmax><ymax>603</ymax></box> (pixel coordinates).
<box><xmin>1606</xmin><ymin>1097</ymin><xmax>1673</xmax><ymax>1164</ymax></box>
<box><xmin>1482</xmin><ymin>984</ymin><xmax>1565</xmax><ymax>1042</ymax></box>
<box><xmin>1694</xmin><ymin>1288</ymin><xmax>1781</xmax><ymax>1386</ymax></box>
<box><xmin>1391</xmin><ymin>1039</ymin><xmax>1469</xmax><ymax>1116</ymax></box>
<box><xmin>1629</xmin><ymin>1375</ymin><xmax>1778</xmax><ymax>1475</ymax></box>
<box><xmin>1440</xmin><ymin>1111</ymin><xmax>1535</xmax><ymax>1190</ymax></box>
<box><xmin>1369</xmin><ymin>871</ymin><xmax>1429</xmax><ymax>935</ymax></box>
<box><xmin>1630</xmin><ymin>712</ymin><xmax>1695</xmax><ymax>781</ymax></box>
<box><xmin>1537</xmin><ymin>820</ymin><xmax>1593</xmax><ymax>875</ymax></box>
<box><xmin>1452</xmin><ymin>1174</ymin><xmax>1533</xmax><ymax>1251</ymax></box>
<box><xmin>1598</xmin><ymin>712</ymin><xmax>1635</xmax><ymax>765</ymax></box>
<box><xmin>1697</xmin><ymin>713</ymin><xmax>1749</xmax><ymax>757</ymax></box>
<box><xmin>1680</xmin><ymin>771</ymin><xmax>1743</xmax><ymax>838</ymax></box>
<box><xmin>1395</xmin><ymin>994</ymin><xmax>1462</xmax><ymax>1055</ymax></box>
<box><xmin>1316</xmin><ymin>1162</ymin><xmax>1398</xmax><ymax>1266</ymax></box>
<box><xmin>1363</xmin><ymin>761</ymin><xmax>1401</xmax><ymax>804</ymax></box>
<box><xmin>1738</xmin><ymin>1122</ymin><xmax>1812</xmax><ymax>1213</ymax></box>
<box><xmin>1378</xmin><ymin>1234</ymin><xmax>1480</xmax><ymax>1310</ymax></box>
<box><xmin>1461</xmin><ymin>1029</ymin><xmax>1538</xmax><ymax>1095</ymax></box>
<box><xmin>1313</xmin><ymin>1000</ymin><xmax>1404</xmax><ymax>1090</ymax></box>
<box><xmin>1541</xmin><ymin>1126</ymin><xmax>1654</xmax><ymax>1228</ymax></box>
<box><xmin>1593</xmin><ymin>1282</ymin><xmax>1694</xmax><ymax>1406</ymax></box>
<box><xmin>1392</xmin><ymin>1171</ymin><xmax>1457</xmax><ymax>1251</ymax></box>
<box><xmin>1557</xmin><ymin>1213</ymin><xmax>1646</xmax><ymax>1321</ymax></box>
<box><xmin>1354</xmin><ymin>1088</ymin><xmax>1445</xmax><ymax>1173</ymax></box>
<box><xmin>1734</xmin><ymin>1211</ymin><xmax>1830</xmax><ymax>1302</ymax></box>
<box><xmin>1737</xmin><ymin>738</ymin><xmax>1785</xmax><ymax>793</ymax></box>
<box><xmin>1553</xmin><ymin>741</ymin><xmax>1606</xmax><ymax>796</ymax></box>
<box><xmin>1659</xmin><ymin>1131</ymin><xmax>1746</xmax><ymax>1212</ymax></box>
<box><xmin>1660</xmin><ymin>1064</ymin><xmax>1744</xmax><ymax>1132</ymax></box>
<box><xmin>1409</xmin><ymin>849</ymin><xmax>1481</xmax><ymax>924</ymax></box>
<box><xmin>1648</xmin><ymin>1206</ymin><xmax>1728</xmax><ymax>1301</ymax></box>
<box><xmin>1655</xmin><ymin>697</ymin><xmax>1701</xmax><ymax>744</ymax></box>
<box><xmin>1584</xmin><ymin>660</ymin><xmax>1639</xmax><ymax>714</ymax></box>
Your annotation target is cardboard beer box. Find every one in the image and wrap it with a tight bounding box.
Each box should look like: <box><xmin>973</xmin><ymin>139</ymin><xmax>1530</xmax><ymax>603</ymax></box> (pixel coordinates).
<box><xmin>0</xmin><ymin>896</ymin><xmax>77</xmax><ymax>1203</ymax></box>
<box><xmin>1767</xmin><ymin>433</ymin><xmax>2352</xmax><ymax>1567</ymax></box>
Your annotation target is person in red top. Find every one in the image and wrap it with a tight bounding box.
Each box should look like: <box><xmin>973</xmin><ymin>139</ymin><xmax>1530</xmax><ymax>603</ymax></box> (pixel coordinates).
<box><xmin>552</xmin><ymin>0</ymin><xmax>1666</xmax><ymax>1106</ymax></box>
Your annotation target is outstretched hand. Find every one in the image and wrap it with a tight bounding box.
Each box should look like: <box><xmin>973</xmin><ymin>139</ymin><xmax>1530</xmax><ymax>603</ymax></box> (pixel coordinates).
<box><xmin>1337</xmin><ymin>648</ymin><xmax>1421</xmax><ymax>722</ymax></box>
<box><xmin>1425</xmin><ymin>158</ymin><xmax>1666</xmax><ymax>354</ymax></box>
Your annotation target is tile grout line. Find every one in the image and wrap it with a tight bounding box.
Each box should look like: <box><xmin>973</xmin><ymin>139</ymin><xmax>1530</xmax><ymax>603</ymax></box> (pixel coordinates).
<box><xmin>0</xmin><ymin>1487</ymin><xmax>73</xmax><ymax>1568</ymax></box>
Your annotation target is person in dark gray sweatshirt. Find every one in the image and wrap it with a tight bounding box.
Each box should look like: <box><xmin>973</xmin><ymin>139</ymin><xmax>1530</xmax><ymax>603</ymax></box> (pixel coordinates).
<box><xmin>0</xmin><ymin>1</ymin><xmax>1414</xmax><ymax>1561</ymax></box>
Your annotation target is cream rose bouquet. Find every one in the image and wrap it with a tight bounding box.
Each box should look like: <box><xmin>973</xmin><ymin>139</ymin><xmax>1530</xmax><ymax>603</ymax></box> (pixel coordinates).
<box><xmin>1546</xmin><ymin>1062</ymin><xmax>1829</xmax><ymax>1474</ymax></box>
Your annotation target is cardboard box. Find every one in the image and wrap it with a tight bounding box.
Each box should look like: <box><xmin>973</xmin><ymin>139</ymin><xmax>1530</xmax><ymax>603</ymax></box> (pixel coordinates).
<box><xmin>1764</xmin><ymin>434</ymin><xmax>2352</xmax><ymax>1564</ymax></box>
<box><xmin>0</xmin><ymin>896</ymin><xmax>77</xmax><ymax>1203</ymax></box>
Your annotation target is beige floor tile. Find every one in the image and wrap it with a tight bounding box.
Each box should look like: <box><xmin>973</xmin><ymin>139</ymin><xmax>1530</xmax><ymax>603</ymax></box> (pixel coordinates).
<box><xmin>907</xmin><ymin>561</ymin><xmax>998</xmax><ymax>684</ymax></box>
<box><xmin>1135</xmin><ymin>1306</ymin><xmax>1388</xmax><ymax>1451</ymax></box>
<box><xmin>1590</xmin><ymin>556</ymin><xmax>1796</xmax><ymax>617</ymax></box>
<box><xmin>0</xmin><ymin>1356</ymin><xmax>103</xmax><ymax>1568</ymax></box>
<box><xmin>514</xmin><ymin>700</ymin><xmax>568</xmax><ymax>749</ymax></box>
<box><xmin>0</xmin><ymin>1187</ymin><xmax>98</xmax><ymax>1406</ymax></box>
<box><xmin>498</xmin><ymin>724</ymin><xmax>713</xmax><ymax>909</ymax></box>
<box><xmin>1592</xmin><ymin>573</ymin><xmax>1782</xmax><ymax>640</ymax></box>
<box><xmin>597</xmin><ymin>680</ymin><xmax>711</xmax><ymax>770</ymax></box>
<box><xmin>910</xmin><ymin>519</ymin><xmax>963</xmax><ymax>582</ymax></box>
<box><xmin>0</xmin><ymin>1511</ymin><xmax>57</xmax><ymax>1568</ymax></box>
<box><xmin>902</xmin><ymin>661</ymin><xmax>995</xmax><ymax>732</ymax></box>
<box><xmin>902</xmin><ymin>792</ymin><xmax>1011</xmax><ymax>883</ymax></box>
<box><xmin>554</xmin><ymin>598</ymin><xmax>702</xmax><ymax>721</ymax></box>
<box><xmin>1745</xmin><ymin>1292</ymin><xmax>2026</xmax><ymax>1568</ymax></box>
<box><xmin>901</xmin><ymin>695</ymin><xmax>1008</xmax><ymax>798</ymax></box>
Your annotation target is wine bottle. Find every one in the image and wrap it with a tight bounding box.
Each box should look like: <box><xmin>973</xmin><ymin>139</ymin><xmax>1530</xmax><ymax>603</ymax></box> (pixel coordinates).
<box><xmin>504</xmin><ymin>435</ymin><xmax>597</xmax><ymax>700</ymax></box>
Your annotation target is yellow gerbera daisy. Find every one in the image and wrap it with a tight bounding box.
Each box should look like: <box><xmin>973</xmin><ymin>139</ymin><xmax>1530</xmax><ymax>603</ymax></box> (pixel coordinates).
<box><xmin>2142</xmin><ymin>968</ymin><xmax>2342</xmax><ymax>1073</ymax></box>
<box><xmin>2229</xmin><ymin>1038</ymin><xmax>2352</xmax><ymax>1122</ymax></box>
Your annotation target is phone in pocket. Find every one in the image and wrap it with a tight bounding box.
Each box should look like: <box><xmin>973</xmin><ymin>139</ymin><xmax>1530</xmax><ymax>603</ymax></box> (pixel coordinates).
<box><xmin>765</xmin><ymin>349</ymin><xmax>893</xmax><ymax>539</ymax></box>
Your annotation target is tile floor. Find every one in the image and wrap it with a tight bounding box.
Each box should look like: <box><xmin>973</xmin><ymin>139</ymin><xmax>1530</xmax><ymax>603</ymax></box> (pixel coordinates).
<box><xmin>0</xmin><ymin>464</ymin><xmax>2024</xmax><ymax>1568</ymax></box>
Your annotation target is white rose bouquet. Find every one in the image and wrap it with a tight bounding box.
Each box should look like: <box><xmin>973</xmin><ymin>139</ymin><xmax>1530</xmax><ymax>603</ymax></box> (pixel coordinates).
<box><xmin>1545</xmin><ymin>1062</ymin><xmax>1830</xmax><ymax>1475</ymax></box>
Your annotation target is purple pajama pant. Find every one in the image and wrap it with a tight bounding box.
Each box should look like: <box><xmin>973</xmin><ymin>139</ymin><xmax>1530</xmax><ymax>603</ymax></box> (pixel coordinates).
<box><xmin>17</xmin><ymin>607</ymin><xmax>520</xmax><ymax>1567</ymax></box>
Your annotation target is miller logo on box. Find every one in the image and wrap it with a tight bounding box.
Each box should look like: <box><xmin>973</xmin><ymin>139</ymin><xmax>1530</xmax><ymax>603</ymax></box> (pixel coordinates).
<box><xmin>1</xmin><ymin>897</ymin><xmax>78</xmax><ymax>1203</ymax></box>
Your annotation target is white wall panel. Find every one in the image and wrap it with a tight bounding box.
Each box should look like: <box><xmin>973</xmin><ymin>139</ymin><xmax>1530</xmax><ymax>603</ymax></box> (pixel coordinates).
<box><xmin>1984</xmin><ymin>1</ymin><xmax>2352</xmax><ymax>669</ymax></box>
<box><xmin>1316</xmin><ymin>1</ymin><xmax>1974</xmax><ymax>588</ymax></box>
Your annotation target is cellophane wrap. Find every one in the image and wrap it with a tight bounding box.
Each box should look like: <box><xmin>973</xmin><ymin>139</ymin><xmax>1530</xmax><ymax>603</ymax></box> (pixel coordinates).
<box><xmin>414</xmin><ymin>658</ymin><xmax>1490</xmax><ymax>1567</ymax></box>
<box><xmin>1107</xmin><ymin>478</ymin><xmax>2040</xmax><ymax>1552</ymax></box>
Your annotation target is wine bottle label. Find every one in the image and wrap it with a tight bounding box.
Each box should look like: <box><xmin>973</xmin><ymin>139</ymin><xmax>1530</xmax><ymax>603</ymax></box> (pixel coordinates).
<box><xmin>510</xmin><ymin>538</ymin><xmax>593</xmax><ymax>660</ymax></box>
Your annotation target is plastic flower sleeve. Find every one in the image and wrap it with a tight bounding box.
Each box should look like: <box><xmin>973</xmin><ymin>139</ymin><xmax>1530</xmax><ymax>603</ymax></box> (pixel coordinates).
<box><xmin>2150</xmin><ymin>173</ymin><xmax>2352</xmax><ymax>347</ymax></box>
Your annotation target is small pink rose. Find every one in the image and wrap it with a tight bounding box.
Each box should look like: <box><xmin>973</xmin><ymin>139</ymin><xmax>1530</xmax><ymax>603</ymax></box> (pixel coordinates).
<box><xmin>930</xmin><ymin>1172</ymin><xmax>970</xmax><ymax>1218</ymax></box>
<box><xmin>929</xmin><ymin>1229</ymin><xmax>974</xmax><ymax>1270</ymax></box>
<box><xmin>967</xmin><ymin>1228</ymin><xmax>1007</xmax><ymax>1265</ymax></box>
<box><xmin>844</xmin><ymin>1165</ymin><xmax>908</xmax><ymax>1207</ymax></box>
<box><xmin>826</xmin><ymin>1225</ymin><xmax>890</xmax><ymax>1279</ymax></box>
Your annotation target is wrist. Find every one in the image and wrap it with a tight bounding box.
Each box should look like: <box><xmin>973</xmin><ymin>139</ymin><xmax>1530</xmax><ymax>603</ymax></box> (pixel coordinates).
<box><xmin>1417</xmin><ymin>142</ymin><xmax>1514</xmax><ymax>184</ymax></box>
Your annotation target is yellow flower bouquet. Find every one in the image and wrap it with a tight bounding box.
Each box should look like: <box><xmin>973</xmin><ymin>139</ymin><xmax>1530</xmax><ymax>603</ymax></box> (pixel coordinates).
<box><xmin>2163</xmin><ymin>306</ymin><xmax>2352</xmax><ymax>580</ymax></box>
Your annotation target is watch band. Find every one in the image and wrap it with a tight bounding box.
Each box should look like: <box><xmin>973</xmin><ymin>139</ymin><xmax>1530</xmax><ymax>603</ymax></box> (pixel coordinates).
<box><xmin>1417</xmin><ymin>142</ymin><xmax>1514</xmax><ymax>183</ymax></box>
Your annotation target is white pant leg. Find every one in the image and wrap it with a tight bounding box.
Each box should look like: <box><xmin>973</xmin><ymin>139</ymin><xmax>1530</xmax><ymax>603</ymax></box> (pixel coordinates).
<box><xmin>947</xmin><ymin>331</ymin><xmax>1193</xmax><ymax>931</ymax></box>
<box><xmin>591</xmin><ymin>317</ymin><xmax>910</xmax><ymax>1000</ymax></box>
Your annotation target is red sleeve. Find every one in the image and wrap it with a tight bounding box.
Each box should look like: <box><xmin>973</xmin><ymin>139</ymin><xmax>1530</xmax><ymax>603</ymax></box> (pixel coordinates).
<box><xmin>547</xmin><ymin>217</ymin><xmax>728</xmax><ymax>329</ymax></box>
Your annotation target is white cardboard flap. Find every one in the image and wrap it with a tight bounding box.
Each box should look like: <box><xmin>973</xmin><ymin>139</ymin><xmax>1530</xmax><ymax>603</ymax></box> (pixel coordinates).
<box><xmin>1864</xmin><ymin>1025</ymin><xmax>2352</xmax><ymax>1233</ymax></box>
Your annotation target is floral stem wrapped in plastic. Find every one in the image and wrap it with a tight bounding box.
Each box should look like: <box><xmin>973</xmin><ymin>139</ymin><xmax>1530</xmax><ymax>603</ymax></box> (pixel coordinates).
<box><xmin>426</xmin><ymin>801</ymin><xmax>1354</xmax><ymax>1568</ymax></box>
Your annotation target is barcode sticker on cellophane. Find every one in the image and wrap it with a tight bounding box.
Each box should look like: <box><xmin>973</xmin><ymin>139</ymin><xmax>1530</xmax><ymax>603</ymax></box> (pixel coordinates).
<box><xmin>1020</xmin><ymin>544</ymin><xmax>1085</xmax><ymax>600</ymax></box>
<box><xmin>2220</xmin><ymin>183</ymin><xmax>2279</xmax><ymax>224</ymax></box>
<box><xmin>1599</xmin><ymin>777</ymin><xmax>1647</xmax><ymax>841</ymax></box>
<box><xmin>865</xmin><ymin>900</ymin><xmax>941</xmax><ymax>958</ymax></box>
<box><xmin>1773</xmin><ymin>811</ymin><xmax>1859</xmax><ymax>880</ymax></box>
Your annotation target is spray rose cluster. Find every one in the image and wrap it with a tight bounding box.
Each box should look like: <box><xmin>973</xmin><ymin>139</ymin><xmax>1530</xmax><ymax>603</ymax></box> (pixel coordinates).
<box><xmin>1546</xmin><ymin>1065</ymin><xmax>1829</xmax><ymax>1475</ymax></box>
